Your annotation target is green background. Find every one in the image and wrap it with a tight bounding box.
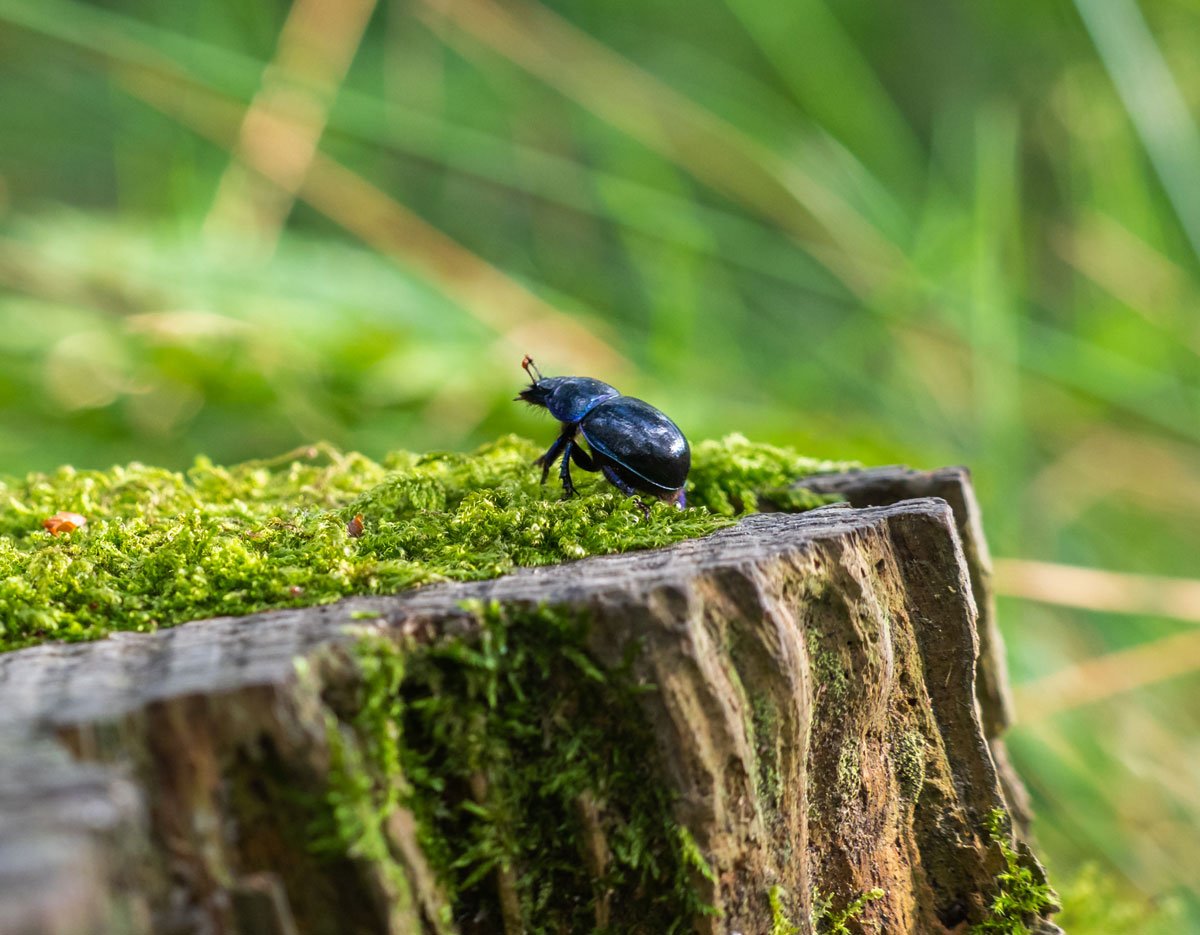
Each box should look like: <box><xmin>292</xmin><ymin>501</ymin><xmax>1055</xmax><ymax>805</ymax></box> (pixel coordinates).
<box><xmin>1</xmin><ymin>0</ymin><xmax>1197</xmax><ymax>928</ymax></box>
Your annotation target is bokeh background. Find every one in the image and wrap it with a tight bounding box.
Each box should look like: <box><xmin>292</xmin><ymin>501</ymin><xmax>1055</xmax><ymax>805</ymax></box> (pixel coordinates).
<box><xmin>2</xmin><ymin>0</ymin><xmax>1198</xmax><ymax>928</ymax></box>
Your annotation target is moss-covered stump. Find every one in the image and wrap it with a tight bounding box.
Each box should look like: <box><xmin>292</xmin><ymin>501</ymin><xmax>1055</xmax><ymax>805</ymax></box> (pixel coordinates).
<box><xmin>0</xmin><ymin>495</ymin><xmax>1059</xmax><ymax>934</ymax></box>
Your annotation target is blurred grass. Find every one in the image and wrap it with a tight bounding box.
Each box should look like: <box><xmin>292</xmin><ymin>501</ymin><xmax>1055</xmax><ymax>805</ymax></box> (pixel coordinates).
<box><xmin>2</xmin><ymin>0</ymin><xmax>1200</xmax><ymax>927</ymax></box>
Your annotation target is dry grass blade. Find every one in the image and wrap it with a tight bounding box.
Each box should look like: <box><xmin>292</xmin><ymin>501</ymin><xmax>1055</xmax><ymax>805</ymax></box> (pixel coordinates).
<box><xmin>1014</xmin><ymin>628</ymin><xmax>1200</xmax><ymax>721</ymax></box>
<box><xmin>1027</xmin><ymin>428</ymin><xmax>1200</xmax><ymax>526</ymax></box>
<box><xmin>206</xmin><ymin>0</ymin><xmax>379</xmax><ymax>249</ymax></box>
<box><xmin>995</xmin><ymin>558</ymin><xmax>1200</xmax><ymax>624</ymax></box>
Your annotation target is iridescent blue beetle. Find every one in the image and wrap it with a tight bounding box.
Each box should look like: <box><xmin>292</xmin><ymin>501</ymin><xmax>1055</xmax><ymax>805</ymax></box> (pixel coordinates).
<box><xmin>518</xmin><ymin>356</ymin><xmax>690</xmax><ymax>510</ymax></box>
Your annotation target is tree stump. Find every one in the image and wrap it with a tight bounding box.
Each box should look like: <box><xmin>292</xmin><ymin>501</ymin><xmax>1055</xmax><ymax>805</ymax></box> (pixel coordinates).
<box><xmin>0</xmin><ymin>470</ymin><xmax>1059</xmax><ymax>934</ymax></box>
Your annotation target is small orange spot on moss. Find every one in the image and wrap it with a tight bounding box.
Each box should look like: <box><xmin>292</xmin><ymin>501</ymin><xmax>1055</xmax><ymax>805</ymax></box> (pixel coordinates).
<box><xmin>42</xmin><ymin>511</ymin><xmax>87</xmax><ymax>535</ymax></box>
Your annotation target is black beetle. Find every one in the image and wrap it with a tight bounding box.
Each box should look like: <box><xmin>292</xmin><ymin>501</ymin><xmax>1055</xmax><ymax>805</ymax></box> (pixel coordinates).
<box><xmin>517</xmin><ymin>355</ymin><xmax>690</xmax><ymax>510</ymax></box>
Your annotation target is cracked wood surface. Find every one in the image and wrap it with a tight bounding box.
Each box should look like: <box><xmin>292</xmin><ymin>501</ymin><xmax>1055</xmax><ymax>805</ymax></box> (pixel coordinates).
<box><xmin>0</xmin><ymin>484</ymin><xmax>1055</xmax><ymax>934</ymax></box>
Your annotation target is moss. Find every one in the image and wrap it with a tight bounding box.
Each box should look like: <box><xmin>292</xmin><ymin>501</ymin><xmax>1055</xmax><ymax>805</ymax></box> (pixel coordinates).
<box><xmin>806</xmin><ymin>629</ymin><xmax>848</xmax><ymax>706</ymax></box>
<box><xmin>313</xmin><ymin>637</ymin><xmax>418</xmax><ymax>922</ymax></box>
<box><xmin>836</xmin><ymin>738</ymin><xmax>861</xmax><ymax>798</ymax></box>
<box><xmin>748</xmin><ymin>693</ymin><xmax>783</xmax><ymax>821</ymax></box>
<box><xmin>318</xmin><ymin>602</ymin><xmax>720</xmax><ymax>934</ymax></box>
<box><xmin>0</xmin><ymin>434</ymin><xmax>848</xmax><ymax>653</ymax></box>
<box><xmin>685</xmin><ymin>434</ymin><xmax>850</xmax><ymax>515</ymax></box>
<box><xmin>972</xmin><ymin>809</ymin><xmax>1059</xmax><ymax>934</ymax></box>
<box><xmin>810</xmin><ymin>887</ymin><xmax>885</xmax><ymax>934</ymax></box>
<box><xmin>769</xmin><ymin>884</ymin><xmax>800</xmax><ymax>935</ymax></box>
<box><xmin>894</xmin><ymin>730</ymin><xmax>926</xmax><ymax>799</ymax></box>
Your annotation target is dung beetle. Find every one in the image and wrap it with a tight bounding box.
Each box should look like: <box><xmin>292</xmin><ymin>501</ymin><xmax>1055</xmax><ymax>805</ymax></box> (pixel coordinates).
<box><xmin>517</xmin><ymin>356</ymin><xmax>690</xmax><ymax>510</ymax></box>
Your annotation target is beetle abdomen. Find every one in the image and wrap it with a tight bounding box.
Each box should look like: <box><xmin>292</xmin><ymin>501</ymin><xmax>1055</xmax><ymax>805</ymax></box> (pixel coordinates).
<box><xmin>581</xmin><ymin>397</ymin><xmax>690</xmax><ymax>492</ymax></box>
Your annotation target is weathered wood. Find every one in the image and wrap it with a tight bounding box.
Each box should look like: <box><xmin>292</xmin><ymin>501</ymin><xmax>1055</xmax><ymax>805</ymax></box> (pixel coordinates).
<box><xmin>790</xmin><ymin>466</ymin><xmax>1011</xmax><ymax>737</ymax></box>
<box><xmin>0</xmin><ymin>486</ymin><xmax>1057</xmax><ymax>933</ymax></box>
<box><xmin>0</xmin><ymin>731</ymin><xmax>149</xmax><ymax>934</ymax></box>
<box><xmin>791</xmin><ymin>466</ymin><xmax>1032</xmax><ymax>830</ymax></box>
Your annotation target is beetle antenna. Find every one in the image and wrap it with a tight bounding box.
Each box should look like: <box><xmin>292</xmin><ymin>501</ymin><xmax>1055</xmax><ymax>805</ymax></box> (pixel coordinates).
<box><xmin>521</xmin><ymin>354</ymin><xmax>543</xmax><ymax>382</ymax></box>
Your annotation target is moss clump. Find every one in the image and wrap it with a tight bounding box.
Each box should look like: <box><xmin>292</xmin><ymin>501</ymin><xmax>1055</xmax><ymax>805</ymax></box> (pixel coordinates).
<box><xmin>973</xmin><ymin>809</ymin><xmax>1059</xmax><ymax>933</ymax></box>
<box><xmin>321</xmin><ymin>603</ymin><xmax>719</xmax><ymax>933</ymax></box>
<box><xmin>686</xmin><ymin>434</ymin><xmax>850</xmax><ymax>515</ymax></box>
<box><xmin>894</xmin><ymin>730</ymin><xmax>926</xmax><ymax>799</ymax></box>
<box><xmin>769</xmin><ymin>884</ymin><xmax>800</xmax><ymax>935</ymax></box>
<box><xmin>0</xmin><ymin>434</ymin><xmax>848</xmax><ymax>653</ymax></box>
<box><xmin>836</xmin><ymin>739</ymin><xmax>861</xmax><ymax>798</ymax></box>
<box><xmin>806</xmin><ymin>629</ymin><xmax>849</xmax><ymax>706</ymax></box>
<box><xmin>749</xmin><ymin>694</ymin><xmax>783</xmax><ymax>822</ymax></box>
<box><xmin>810</xmin><ymin>887</ymin><xmax>885</xmax><ymax>934</ymax></box>
<box><xmin>313</xmin><ymin>637</ymin><xmax>419</xmax><ymax>923</ymax></box>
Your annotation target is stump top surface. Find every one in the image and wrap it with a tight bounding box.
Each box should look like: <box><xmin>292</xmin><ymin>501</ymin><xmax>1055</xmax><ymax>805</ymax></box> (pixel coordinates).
<box><xmin>0</xmin><ymin>499</ymin><xmax>956</xmax><ymax>733</ymax></box>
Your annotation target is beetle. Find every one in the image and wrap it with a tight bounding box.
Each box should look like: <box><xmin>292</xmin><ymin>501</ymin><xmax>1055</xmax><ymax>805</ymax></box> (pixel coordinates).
<box><xmin>517</xmin><ymin>355</ymin><xmax>690</xmax><ymax>510</ymax></box>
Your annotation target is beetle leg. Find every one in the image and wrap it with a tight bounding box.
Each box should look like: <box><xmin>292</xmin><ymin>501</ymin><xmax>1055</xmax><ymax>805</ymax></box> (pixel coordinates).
<box><xmin>535</xmin><ymin>432</ymin><xmax>570</xmax><ymax>485</ymax></box>
<box><xmin>600</xmin><ymin>463</ymin><xmax>637</xmax><ymax>497</ymax></box>
<box><xmin>559</xmin><ymin>440</ymin><xmax>578</xmax><ymax>498</ymax></box>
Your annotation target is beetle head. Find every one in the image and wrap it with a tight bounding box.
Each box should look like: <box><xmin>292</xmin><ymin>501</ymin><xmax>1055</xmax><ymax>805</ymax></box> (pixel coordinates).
<box><xmin>516</xmin><ymin>354</ymin><xmax>553</xmax><ymax>407</ymax></box>
<box><xmin>516</xmin><ymin>356</ymin><xmax>621</xmax><ymax>422</ymax></box>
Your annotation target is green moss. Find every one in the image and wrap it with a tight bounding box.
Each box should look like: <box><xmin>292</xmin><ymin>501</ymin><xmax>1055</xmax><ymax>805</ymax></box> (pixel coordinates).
<box><xmin>319</xmin><ymin>602</ymin><xmax>720</xmax><ymax>934</ymax></box>
<box><xmin>894</xmin><ymin>730</ymin><xmax>926</xmax><ymax>799</ymax></box>
<box><xmin>0</xmin><ymin>434</ymin><xmax>847</xmax><ymax>653</ymax></box>
<box><xmin>685</xmin><ymin>434</ymin><xmax>850</xmax><ymax>515</ymax></box>
<box><xmin>748</xmin><ymin>693</ymin><xmax>783</xmax><ymax>821</ymax></box>
<box><xmin>973</xmin><ymin>809</ymin><xmax>1059</xmax><ymax>934</ymax></box>
<box><xmin>810</xmin><ymin>886</ymin><xmax>885</xmax><ymax>934</ymax></box>
<box><xmin>769</xmin><ymin>884</ymin><xmax>800</xmax><ymax>935</ymax></box>
<box><xmin>312</xmin><ymin>634</ymin><xmax>418</xmax><ymax>920</ymax></box>
<box><xmin>806</xmin><ymin>629</ymin><xmax>848</xmax><ymax>706</ymax></box>
<box><xmin>836</xmin><ymin>738</ymin><xmax>861</xmax><ymax>798</ymax></box>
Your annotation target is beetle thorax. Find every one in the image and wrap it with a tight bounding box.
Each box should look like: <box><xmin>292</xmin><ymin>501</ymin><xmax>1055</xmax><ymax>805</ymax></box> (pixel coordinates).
<box><xmin>524</xmin><ymin>376</ymin><xmax>619</xmax><ymax>424</ymax></box>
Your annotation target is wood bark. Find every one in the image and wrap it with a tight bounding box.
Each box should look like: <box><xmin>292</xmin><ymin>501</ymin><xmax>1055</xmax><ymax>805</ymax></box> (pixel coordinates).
<box><xmin>0</xmin><ymin>472</ymin><xmax>1058</xmax><ymax>934</ymax></box>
